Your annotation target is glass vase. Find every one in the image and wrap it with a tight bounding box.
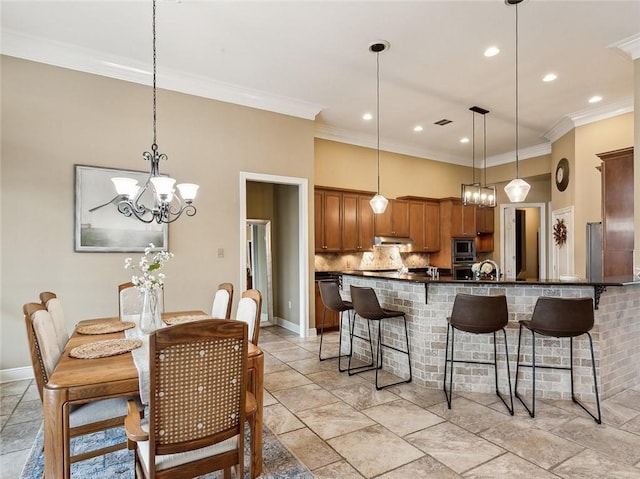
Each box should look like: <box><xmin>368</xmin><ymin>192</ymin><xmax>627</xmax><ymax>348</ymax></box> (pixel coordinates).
<box><xmin>139</xmin><ymin>288</ymin><xmax>162</xmax><ymax>334</ymax></box>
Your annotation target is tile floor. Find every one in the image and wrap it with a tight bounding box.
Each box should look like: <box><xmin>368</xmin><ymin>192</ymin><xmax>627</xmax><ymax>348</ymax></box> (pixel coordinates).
<box><xmin>2</xmin><ymin>325</ymin><xmax>640</xmax><ymax>478</ymax></box>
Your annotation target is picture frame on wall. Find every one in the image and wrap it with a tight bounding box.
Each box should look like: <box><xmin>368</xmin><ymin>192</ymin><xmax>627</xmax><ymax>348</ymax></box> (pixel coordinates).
<box><xmin>74</xmin><ymin>164</ymin><xmax>168</xmax><ymax>252</ymax></box>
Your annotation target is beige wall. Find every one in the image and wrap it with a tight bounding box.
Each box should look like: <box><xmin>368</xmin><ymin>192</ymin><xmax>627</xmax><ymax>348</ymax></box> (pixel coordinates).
<box><xmin>553</xmin><ymin>113</ymin><xmax>634</xmax><ymax>277</ymax></box>
<box><xmin>315</xmin><ymin>138</ymin><xmax>469</xmax><ymax>198</ymax></box>
<box><xmin>1</xmin><ymin>56</ymin><xmax>314</xmax><ymax>371</ymax></box>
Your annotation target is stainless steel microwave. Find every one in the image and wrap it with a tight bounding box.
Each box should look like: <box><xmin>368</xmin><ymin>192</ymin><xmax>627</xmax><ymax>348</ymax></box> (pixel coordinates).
<box><xmin>452</xmin><ymin>238</ymin><xmax>476</xmax><ymax>262</ymax></box>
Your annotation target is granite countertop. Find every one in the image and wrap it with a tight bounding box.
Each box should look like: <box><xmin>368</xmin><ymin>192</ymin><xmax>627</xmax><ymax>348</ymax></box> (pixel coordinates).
<box><xmin>331</xmin><ymin>269</ymin><xmax>640</xmax><ymax>287</ymax></box>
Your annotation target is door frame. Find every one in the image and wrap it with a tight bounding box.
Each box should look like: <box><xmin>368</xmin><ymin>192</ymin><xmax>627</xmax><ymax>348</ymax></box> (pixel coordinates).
<box><xmin>500</xmin><ymin>202</ymin><xmax>548</xmax><ymax>280</ymax></box>
<box><xmin>239</xmin><ymin>172</ymin><xmax>309</xmax><ymax>337</ymax></box>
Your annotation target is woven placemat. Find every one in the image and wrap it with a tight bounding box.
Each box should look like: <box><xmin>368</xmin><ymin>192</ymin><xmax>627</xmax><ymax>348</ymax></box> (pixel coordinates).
<box><xmin>76</xmin><ymin>321</ymin><xmax>136</xmax><ymax>335</ymax></box>
<box><xmin>163</xmin><ymin>314</ymin><xmax>212</xmax><ymax>325</ymax></box>
<box><xmin>69</xmin><ymin>339</ymin><xmax>142</xmax><ymax>359</ymax></box>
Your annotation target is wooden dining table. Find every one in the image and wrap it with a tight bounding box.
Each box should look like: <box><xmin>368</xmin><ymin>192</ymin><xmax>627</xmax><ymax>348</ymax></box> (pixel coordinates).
<box><xmin>43</xmin><ymin>311</ymin><xmax>264</xmax><ymax>479</ymax></box>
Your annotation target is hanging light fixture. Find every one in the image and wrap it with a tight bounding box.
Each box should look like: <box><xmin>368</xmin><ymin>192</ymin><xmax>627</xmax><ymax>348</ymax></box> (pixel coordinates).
<box><xmin>462</xmin><ymin>106</ymin><xmax>496</xmax><ymax>207</ymax></box>
<box><xmin>112</xmin><ymin>0</ymin><xmax>199</xmax><ymax>224</ymax></box>
<box><xmin>369</xmin><ymin>40</ymin><xmax>390</xmax><ymax>214</ymax></box>
<box><xmin>504</xmin><ymin>0</ymin><xmax>530</xmax><ymax>203</ymax></box>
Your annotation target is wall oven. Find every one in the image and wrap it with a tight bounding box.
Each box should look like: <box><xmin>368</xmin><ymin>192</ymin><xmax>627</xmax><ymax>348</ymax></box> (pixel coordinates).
<box><xmin>452</xmin><ymin>263</ymin><xmax>474</xmax><ymax>280</ymax></box>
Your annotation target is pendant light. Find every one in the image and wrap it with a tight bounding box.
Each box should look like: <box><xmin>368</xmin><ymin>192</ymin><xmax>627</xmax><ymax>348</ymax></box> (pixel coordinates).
<box><xmin>112</xmin><ymin>0</ymin><xmax>199</xmax><ymax>224</ymax></box>
<box><xmin>369</xmin><ymin>40</ymin><xmax>390</xmax><ymax>214</ymax></box>
<box><xmin>503</xmin><ymin>0</ymin><xmax>531</xmax><ymax>203</ymax></box>
<box><xmin>462</xmin><ymin>106</ymin><xmax>496</xmax><ymax>207</ymax></box>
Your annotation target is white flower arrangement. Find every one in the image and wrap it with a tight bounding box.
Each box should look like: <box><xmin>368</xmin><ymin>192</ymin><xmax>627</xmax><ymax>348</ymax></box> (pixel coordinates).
<box><xmin>471</xmin><ymin>262</ymin><xmax>494</xmax><ymax>275</ymax></box>
<box><xmin>124</xmin><ymin>243</ymin><xmax>173</xmax><ymax>291</ymax></box>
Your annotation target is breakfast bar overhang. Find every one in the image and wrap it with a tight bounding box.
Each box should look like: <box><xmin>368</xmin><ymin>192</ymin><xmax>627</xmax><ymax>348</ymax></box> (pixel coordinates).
<box><xmin>338</xmin><ymin>272</ymin><xmax>640</xmax><ymax>403</ymax></box>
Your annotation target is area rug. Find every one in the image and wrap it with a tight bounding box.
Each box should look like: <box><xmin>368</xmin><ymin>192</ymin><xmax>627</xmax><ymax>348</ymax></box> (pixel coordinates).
<box><xmin>20</xmin><ymin>423</ymin><xmax>314</xmax><ymax>478</ymax></box>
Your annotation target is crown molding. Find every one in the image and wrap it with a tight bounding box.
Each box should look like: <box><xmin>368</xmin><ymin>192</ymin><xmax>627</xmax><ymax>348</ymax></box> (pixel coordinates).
<box><xmin>0</xmin><ymin>29</ymin><xmax>323</xmax><ymax>120</ymax></box>
<box><xmin>314</xmin><ymin>123</ymin><xmax>469</xmax><ymax>166</ymax></box>
<box><xmin>486</xmin><ymin>143</ymin><xmax>552</xmax><ymax>167</ymax></box>
<box><xmin>611</xmin><ymin>33</ymin><xmax>640</xmax><ymax>60</ymax></box>
<box><xmin>543</xmin><ymin>98</ymin><xmax>634</xmax><ymax>144</ymax></box>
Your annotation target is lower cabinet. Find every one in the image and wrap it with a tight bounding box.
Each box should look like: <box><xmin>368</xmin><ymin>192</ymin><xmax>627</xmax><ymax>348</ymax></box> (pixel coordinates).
<box><xmin>315</xmin><ymin>281</ymin><xmax>339</xmax><ymax>331</ymax></box>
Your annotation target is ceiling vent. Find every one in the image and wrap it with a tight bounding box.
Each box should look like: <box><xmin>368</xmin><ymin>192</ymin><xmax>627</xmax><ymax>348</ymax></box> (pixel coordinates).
<box><xmin>434</xmin><ymin>119</ymin><xmax>452</xmax><ymax>126</ymax></box>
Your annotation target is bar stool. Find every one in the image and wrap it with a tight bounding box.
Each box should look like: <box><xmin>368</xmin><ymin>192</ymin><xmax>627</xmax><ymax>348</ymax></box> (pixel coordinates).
<box><xmin>349</xmin><ymin>285</ymin><xmax>412</xmax><ymax>390</ymax></box>
<box><xmin>318</xmin><ymin>280</ymin><xmax>353</xmax><ymax>372</ymax></box>
<box><xmin>443</xmin><ymin>293</ymin><xmax>514</xmax><ymax>415</ymax></box>
<box><xmin>515</xmin><ymin>296</ymin><xmax>601</xmax><ymax>423</ymax></box>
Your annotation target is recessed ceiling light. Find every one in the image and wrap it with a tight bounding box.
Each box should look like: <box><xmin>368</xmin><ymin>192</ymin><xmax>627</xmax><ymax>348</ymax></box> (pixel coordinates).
<box><xmin>484</xmin><ymin>46</ymin><xmax>500</xmax><ymax>57</ymax></box>
<box><xmin>460</xmin><ymin>137</ymin><xmax>470</xmax><ymax>143</ymax></box>
<box><xmin>362</xmin><ymin>113</ymin><xmax>373</xmax><ymax>120</ymax></box>
<box><xmin>543</xmin><ymin>73</ymin><xmax>557</xmax><ymax>82</ymax></box>
<box><xmin>413</xmin><ymin>125</ymin><xmax>423</xmax><ymax>132</ymax></box>
<box><xmin>588</xmin><ymin>96</ymin><xmax>602</xmax><ymax>103</ymax></box>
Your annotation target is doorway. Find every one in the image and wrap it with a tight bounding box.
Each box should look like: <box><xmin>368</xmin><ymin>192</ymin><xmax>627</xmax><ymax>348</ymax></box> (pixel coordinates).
<box><xmin>239</xmin><ymin>172</ymin><xmax>309</xmax><ymax>338</ymax></box>
<box><xmin>500</xmin><ymin>202</ymin><xmax>547</xmax><ymax>280</ymax></box>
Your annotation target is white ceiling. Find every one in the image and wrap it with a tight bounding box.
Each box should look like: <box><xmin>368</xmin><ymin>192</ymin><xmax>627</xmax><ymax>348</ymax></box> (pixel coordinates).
<box><xmin>2</xmin><ymin>0</ymin><xmax>639</xmax><ymax>167</ymax></box>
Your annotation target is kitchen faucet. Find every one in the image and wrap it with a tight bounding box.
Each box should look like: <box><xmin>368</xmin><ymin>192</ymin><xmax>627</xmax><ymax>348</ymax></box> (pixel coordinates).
<box><xmin>479</xmin><ymin>259</ymin><xmax>500</xmax><ymax>281</ymax></box>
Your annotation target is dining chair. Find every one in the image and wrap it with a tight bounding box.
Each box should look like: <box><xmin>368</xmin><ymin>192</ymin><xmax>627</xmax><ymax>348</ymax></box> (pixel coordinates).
<box><xmin>124</xmin><ymin>319</ymin><xmax>251</xmax><ymax>479</ymax></box>
<box><xmin>211</xmin><ymin>282</ymin><xmax>234</xmax><ymax>319</ymax></box>
<box><xmin>119</xmin><ymin>281</ymin><xmax>164</xmax><ymax>319</ymax></box>
<box><xmin>39</xmin><ymin>291</ymin><xmax>69</xmax><ymax>352</ymax></box>
<box><xmin>23</xmin><ymin>302</ymin><xmax>141</xmax><ymax>463</ymax></box>
<box><xmin>237</xmin><ymin>289</ymin><xmax>262</xmax><ymax>346</ymax></box>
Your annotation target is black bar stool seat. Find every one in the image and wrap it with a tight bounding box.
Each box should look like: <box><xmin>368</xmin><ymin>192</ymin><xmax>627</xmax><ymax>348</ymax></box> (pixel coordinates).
<box><xmin>349</xmin><ymin>285</ymin><xmax>412</xmax><ymax>390</ymax></box>
<box><xmin>515</xmin><ymin>296</ymin><xmax>601</xmax><ymax>423</ymax></box>
<box><xmin>318</xmin><ymin>280</ymin><xmax>353</xmax><ymax>372</ymax></box>
<box><xmin>444</xmin><ymin>293</ymin><xmax>514</xmax><ymax>415</ymax></box>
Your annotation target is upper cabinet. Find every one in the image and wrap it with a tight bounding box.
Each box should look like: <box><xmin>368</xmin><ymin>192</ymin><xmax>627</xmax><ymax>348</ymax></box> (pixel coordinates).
<box><xmin>314</xmin><ymin>188</ymin><xmax>342</xmax><ymax>252</ymax></box>
<box><xmin>450</xmin><ymin>201</ymin><xmax>476</xmax><ymax>238</ymax></box>
<box><xmin>374</xmin><ymin>199</ymin><xmax>410</xmax><ymax>237</ymax></box>
<box><xmin>342</xmin><ymin>193</ymin><xmax>375</xmax><ymax>252</ymax></box>
<box><xmin>475</xmin><ymin>207</ymin><xmax>494</xmax><ymax>233</ymax></box>
<box><xmin>406</xmin><ymin>199</ymin><xmax>441</xmax><ymax>252</ymax></box>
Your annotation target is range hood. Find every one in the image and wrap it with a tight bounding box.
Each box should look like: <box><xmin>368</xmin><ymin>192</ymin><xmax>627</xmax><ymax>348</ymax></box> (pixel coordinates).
<box><xmin>374</xmin><ymin>236</ymin><xmax>414</xmax><ymax>247</ymax></box>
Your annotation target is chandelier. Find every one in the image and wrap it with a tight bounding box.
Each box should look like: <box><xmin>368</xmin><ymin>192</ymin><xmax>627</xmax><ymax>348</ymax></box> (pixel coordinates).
<box><xmin>462</xmin><ymin>106</ymin><xmax>496</xmax><ymax>207</ymax></box>
<box><xmin>111</xmin><ymin>0</ymin><xmax>198</xmax><ymax>224</ymax></box>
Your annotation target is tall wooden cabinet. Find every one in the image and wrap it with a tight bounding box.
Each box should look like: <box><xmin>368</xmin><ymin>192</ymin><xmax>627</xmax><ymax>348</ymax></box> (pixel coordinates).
<box><xmin>430</xmin><ymin>198</ymin><xmax>495</xmax><ymax>268</ymax></box>
<box><xmin>597</xmin><ymin>147</ymin><xmax>634</xmax><ymax>277</ymax></box>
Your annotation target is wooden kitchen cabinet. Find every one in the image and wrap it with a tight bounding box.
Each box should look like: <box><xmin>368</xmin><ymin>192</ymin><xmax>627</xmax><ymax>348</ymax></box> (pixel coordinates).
<box><xmin>374</xmin><ymin>199</ymin><xmax>410</xmax><ymax>237</ymax></box>
<box><xmin>450</xmin><ymin>200</ymin><xmax>476</xmax><ymax>237</ymax></box>
<box><xmin>314</xmin><ymin>188</ymin><xmax>342</xmax><ymax>252</ymax></box>
<box><xmin>407</xmin><ymin>199</ymin><xmax>440</xmax><ymax>252</ymax></box>
<box><xmin>315</xmin><ymin>280</ymin><xmax>339</xmax><ymax>331</ymax></box>
<box><xmin>342</xmin><ymin>193</ymin><xmax>375</xmax><ymax>252</ymax></box>
<box><xmin>597</xmin><ymin>147</ymin><xmax>634</xmax><ymax>277</ymax></box>
<box><xmin>475</xmin><ymin>207</ymin><xmax>494</xmax><ymax>233</ymax></box>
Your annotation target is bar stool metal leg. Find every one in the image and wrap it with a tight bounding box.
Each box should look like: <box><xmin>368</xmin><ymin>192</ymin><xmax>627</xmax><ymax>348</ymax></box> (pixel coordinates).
<box><xmin>347</xmin><ymin>313</ymin><xmax>375</xmax><ymax>375</ymax></box>
<box><xmin>319</xmin><ymin>307</ymin><xmax>353</xmax><ymax>372</ymax></box>
<box><xmin>374</xmin><ymin>316</ymin><xmax>412</xmax><ymax>390</ymax></box>
<box><xmin>570</xmin><ymin>334</ymin><xmax>602</xmax><ymax>424</ymax></box>
<box><xmin>443</xmin><ymin>323</ymin><xmax>455</xmax><ymax>408</ymax></box>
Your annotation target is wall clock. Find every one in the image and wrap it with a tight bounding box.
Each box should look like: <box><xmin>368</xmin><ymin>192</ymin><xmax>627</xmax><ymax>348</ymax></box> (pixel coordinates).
<box><xmin>555</xmin><ymin>158</ymin><xmax>569</xmax><ymax>191</ymax></box>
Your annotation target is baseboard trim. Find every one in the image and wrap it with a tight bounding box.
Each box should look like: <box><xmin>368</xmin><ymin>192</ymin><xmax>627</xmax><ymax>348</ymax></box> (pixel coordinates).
<box><xmin>1</xmin><ymin>366</ymin><xmax>33</xmax><ymax>384</ymax></box>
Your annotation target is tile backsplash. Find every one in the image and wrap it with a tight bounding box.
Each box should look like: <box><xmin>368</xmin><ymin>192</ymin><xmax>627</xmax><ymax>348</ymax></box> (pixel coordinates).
<box><xmin>315</xmin><ymin>247</ymin><xmax>431</xmax><ymax>272</ymax></box>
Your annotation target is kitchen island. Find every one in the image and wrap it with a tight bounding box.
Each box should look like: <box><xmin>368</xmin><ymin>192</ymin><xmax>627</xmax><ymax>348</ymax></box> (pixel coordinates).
<box><xmin>336</xmin><ymin>271</ymin><xmax>640</xmax><ymax>402</ymax></box>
